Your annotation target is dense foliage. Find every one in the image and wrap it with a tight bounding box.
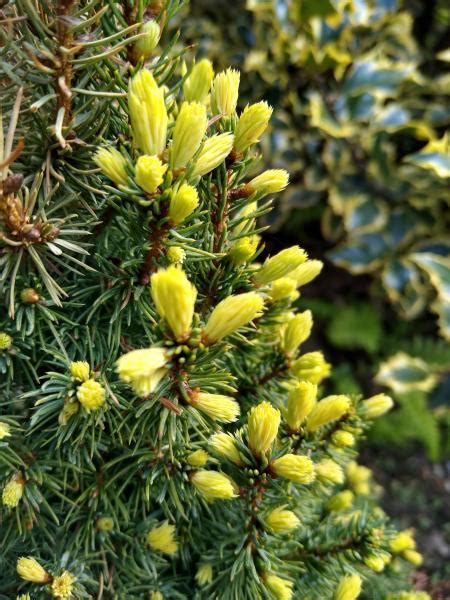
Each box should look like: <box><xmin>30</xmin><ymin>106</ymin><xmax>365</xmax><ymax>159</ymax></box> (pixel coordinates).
<box><xmin>184</xmin><ymin>0</ymin><xmax>450</xmax><ymax>459</ymax></box>
<box><xmin>0</xmin><ymin>1</ymin><xmax>429</xmax><ymax>599</ymax></box>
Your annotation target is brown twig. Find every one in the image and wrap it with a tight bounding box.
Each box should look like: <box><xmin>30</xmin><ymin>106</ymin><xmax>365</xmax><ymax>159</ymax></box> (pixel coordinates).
<box><xmin>0</xmin><ymin>138</ymin><xmax>24</xmax><ymax>169</ymax></box>
<box><xmin>123</xmin><ymin>0</ymin><xmax>139</xmax><ymax>64</ymax></box>
<box><xmin>159</xmin><ymin>396</ymin><xmax>183</xmax><ymax>415</ymax></box>
<box><xmin>258</xmin><ymin>365</ymin><xmax>287</xmax><ymax>386</ymax></box>
<box><xmin>244</xmin><ymin>478</ymin><xmax>266</xmax><ymax>548</ymax></box>
<box><xmin>227</xmin><ymin>184</ymin><xmax>253</xmax><ymax>202</ymax></box>
<box><xmin>201</xmin><ymin>176</ymin><xmax>233</xmax><ymax>312</ymax></box>
<box><xmin>139</xmin><ymin>221</ymin><xmax>170</xmax><ymax>285</ymax></box>
<box><xmin>146</xmin><ymin>0</ymin><xmax>165</xmax><ymax>20</ymax></box>
<box><xmin>55</xmin><ymin>0</ymin><xmax>76</xmax><ymax>127</ymax></box>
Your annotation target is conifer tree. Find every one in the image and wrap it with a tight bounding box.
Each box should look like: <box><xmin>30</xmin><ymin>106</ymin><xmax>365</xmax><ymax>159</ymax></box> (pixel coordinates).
<box><xmin>1</xmin><ymin>1</ymin><xmax>427</xmax><ymax>598</ymax></box>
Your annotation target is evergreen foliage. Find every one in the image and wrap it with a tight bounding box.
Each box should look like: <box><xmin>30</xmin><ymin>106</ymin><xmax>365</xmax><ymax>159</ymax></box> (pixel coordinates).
<box><xmin>0</xmin><ymin>1</ymin><xmax>428</xmax><ymax>598</ymax></box>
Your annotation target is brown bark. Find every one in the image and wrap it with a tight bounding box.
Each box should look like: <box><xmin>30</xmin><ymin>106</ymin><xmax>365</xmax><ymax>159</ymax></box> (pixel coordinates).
<box><xmin>55</xmin><ymin>0</ymin><xmax>76</xmax><ymax>126</ymax></box>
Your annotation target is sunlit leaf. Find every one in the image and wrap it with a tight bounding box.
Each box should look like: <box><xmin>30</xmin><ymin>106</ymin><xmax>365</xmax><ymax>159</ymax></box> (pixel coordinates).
<box><xmin>376</xmin><ymin>352</ymin><xmax>439</xmax><ymax>393</ymax></box>
<box><xmin>405</xmin><ymin>133</ymin><xmax>450</xmax><ymax>178</ymax></box>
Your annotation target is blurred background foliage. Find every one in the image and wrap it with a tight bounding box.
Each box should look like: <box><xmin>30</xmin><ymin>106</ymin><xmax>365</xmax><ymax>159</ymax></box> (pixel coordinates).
<box><xmin>183</xmin><ymin>0</ymin><xmax>450</xmax><ymax>463</ymax></box>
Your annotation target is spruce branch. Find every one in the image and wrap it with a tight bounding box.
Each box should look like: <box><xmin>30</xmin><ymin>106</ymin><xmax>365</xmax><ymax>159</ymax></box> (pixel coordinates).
<box><xmin>0</xmin><ymin>4</ymin><xmax>422</xmax><ymax>598</ymax></box>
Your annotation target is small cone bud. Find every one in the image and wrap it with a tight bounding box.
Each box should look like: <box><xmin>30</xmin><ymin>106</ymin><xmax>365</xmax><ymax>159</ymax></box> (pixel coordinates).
<box><xmin>203</xmin><ymin>292</ymin><xmax>264</xmax><ymax>343</ymax></box>
<box><xmin>183</xmin><ymin>59</ymin><xmax>214</xmax><ymax>103</ymax></box>
<box><xmin>135</xmin><ymin>155</ymin><xmax>167</xmax><ymax>193</ymax></box>
<box><xmin>134</xmin><ymin>20</ymin><xmax>161</xmax><ymax>59</ymax></box>
<box><xmin>94</xmin><ymin>148</ymin><xmax>128</xmax><ymax>186</ymax></box>
<box><xmin>234</xmin><ymin>101</ymin><xmax>272</xmax><ymax>153</ymax></box>
<box><xmin>211</xmin><ymin>68</ymin><xmax>240</xmax><ymax>116</ymax></box>
<box><xmin>191</xmin><ymin>470</ymin><xmax>236</xmax><ymax>502</ymax></box>
<box><xmin>254</xmin><ymin>246</ymin><xmax>307</xmax><ymax>286</ymax></box>
<box><xmin>248</xmin><ymin>401</ymin><xmax>280</xmax><ymax>457</ymax></box>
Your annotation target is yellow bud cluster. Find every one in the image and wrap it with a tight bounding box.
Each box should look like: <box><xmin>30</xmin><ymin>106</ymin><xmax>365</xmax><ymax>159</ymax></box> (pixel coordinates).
<box><xmin>229</xmin><ymin>235</ymin><xmax>259</xmax><ymax>266</ymax></box>
<box><xmin>289</xmin><ymin>260</ymin><xmax>323</xmax><ymax>287</ymax></box>
<box><xmin>211</xmin><ymin>68</ymin><xmax>240</xmax><ymax>116</ymax></box>
<box><xmin>335</xmin><ymin>574</ymin><xmax>362</xmax><ymax>600</ymax></box>
<box><xmin>151</xmin><ymin>266</ymin><xmax>197</xmax><ymax>341</ymax></box>
<box><xmin>390</xmin><ymin>529</ymin><xmax>417</xmax><ymax>554</ymax></box>
<box><xmin>191</xmin><ymin>470</ymin><xmax>236</xmax><ymax>502</ymax></box>
<box><xmin>0</xmin><ymin>332</ymin><xmax>13</xmax><ymax>350</ymax></box>
<box><xmin>234</xmin><ymin>101</ymin><xmax>272</xmax><ymax>153</ymax></box>
<box><xmin>248</xmin><ymin>169</ymin><xmax>289</xmax><ymax>197</ymax></box>
<box><xmin>346</xmin><ymin>462</ymin><xmax>371</xmax><ymax>495</ymax></box>
<box><xmin>97</xmin><ymin>516</ymin><xmax>114</xmax><ymax>531</ymax></box>
<box><xmin>291</xmin><ymin>351</ymin><xmax>331</xmax><ymax>384</ymax></box>
<box><xmin>94</xmin><ymin>148</ymin><xmax>128</xmax><ymax>187</ymax></box>
<box><xmin>203</xmin><ymin>292</ymin><xmax>264</xmax><ymax>343</ymax></box>
<box><xmin>254</xmin><ymin>246</ymin><xmax>307</xmax><ymax>286</ymax></box>
<box><xmin>116</xmin><ymin>347</ymin><xmax>168</xmax><ymax>397</ymax></box>
<box><xmin>364</xmin><ymin>554</ymin><xmax>386</xmax><ymax>572</ymax></box>
<box><xmin>167</xmin><ymin>246</ymin><xmax>186</xmax><ymax>264</ymax></box>
<box><xmin>403</xmin><ymin>549</ymin><xmax>423</xmax><ymax>566</ymax></box>
<box><xmin>272</xmin><ymin>454</ymin><xmax>316</xmax><ymax>484</ymax></box>
<box><xmin>281</xmin><ymin>310</ymin><xmax>313</xmax><ymax>355</ymax></box>
<box><xmin>264</xmin><ymin>574</ymin><xmax>294</xmax><ymax>600</ymax></box>
<box><xmin>2</xmin><ymin>477</ymin><xmax>24</xmax><ymax>508</ymax></box>
<box><xmin>269</xmin><ymin>277</ymin><xmax>298</xmax><ymax>302</ymax></box>
<box><xmin>147</xmin><ymin>521</ymin><xmax>178</xmax><ymax>555</ymax></box>
<box><xmin>135</xmin><ymin>155</ymin><xmax>167</xmax><ymax>193</ymax></box>
<box><xmin>70</xmin><ymin>361</ymin><xmax>90</xmax><ymax>382</ymax></box>
<box><xmin>196</xmin><ymin>563</ymin><xmax>213</xmax><ymax>585</ymax></box>
<box><xmin>306</xmin><ymin>395</ymin><xmax>350</xmax><ymax>432</ymax></box>
<box><xmin>16</xmin><ymin>557</ymin><xmax>51</xmax><ymax>583</ymax></box>
<box><xmin>332</xmin><ymin>430</ymin><xmax>355</xmax><ymax>447</ymax></box>
<box><xmin>51</xmin><ymin>570</ymin><xmax>77</xmax><ymax>599</ymax></box>
<box><xmin>265</xmin><ymin>506</ymin><xmax>300</xmax><ymax>533</ymax></box>
<box><xmin>210</xmin><ymin>432</ymin><xmax>242</xmax><ymax>465</ymax></box>
<box><xmin>168</xmin><ymin>183</ymin><xmax>199</xmax><ymax>225</ymax></box>
<box><xmin>363</xmin><ymin>394</ymin><xmax>394</xmax><ymax>418</ymax></box>
<box><xmin>183</xmin><ymin>59</ymin><xmax>214</xmax><ymax>103</ymax></box>
<box><xmin>186</xmin><ymin>449</ymin><xmax>209</xmax><ymax>467</ymax></box>
<box><xmin>192</xmin><ymin>133</ymin><xmax>234</xmax><ymax>178</ymax></box>
<box><xmin>76</xmin><ymin>379</ymin><xmax>105</xmax><ymax>412</ymax></box>
<box><xmin>328</xmin><ymin>490</ymin><xmax>354</xmax><ymax>512</ymax></box>
<box><xmin>171</xmin><ymin>101</ymin><xmax>207</xmax><ymax>168</ymax></box>
<box><xmin>189</xmin><ymin>392</ymin><xmax>240</xmax><ymax>423</ymax></box>
<box><xmin>128</xmin><ymin>70</ymin><xmax>167</xmax><ymax>156</ymax></box>
<box><xmin>285</xmin><ymin>381</ymin><xmax>317</xmax><ymax>431</ymax></box>
<box><xmin>316</xmin><ymin>459</ymin><xmax>344</xmax><ymax>485</ymax></box>
<box><xmin>248</xmin><ymin>401</ymin><xmax>280</xmax><ymax>457</ymax></box>
<box><xmin>58</xmin><ymin>401</ymin><xmax>79</xmax><ymax>426</ymax></box>
<box><xmin>0</xmin><ymin>421</ymin><xmax>11</xmax><ymax>440</ymax></box>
